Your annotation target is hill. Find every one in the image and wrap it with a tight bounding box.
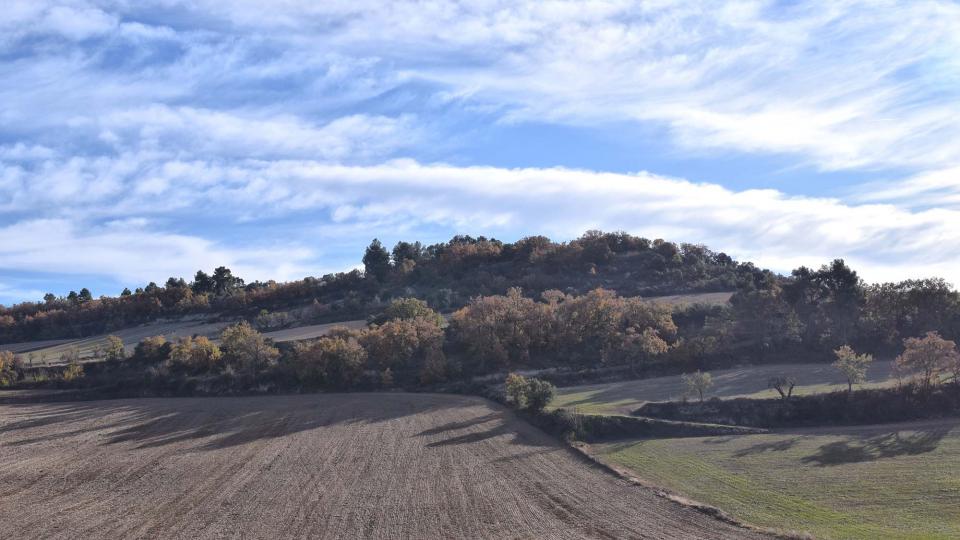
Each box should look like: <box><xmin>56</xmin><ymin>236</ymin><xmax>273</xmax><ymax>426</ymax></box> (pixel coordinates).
<box><xmin>0</xmin><ymin>231</ymin><xmax>740</xmax><ymax>344</ymax></box>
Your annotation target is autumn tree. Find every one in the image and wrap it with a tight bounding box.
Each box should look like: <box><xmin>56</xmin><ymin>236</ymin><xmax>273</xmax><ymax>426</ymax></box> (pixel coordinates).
<box><xmin>832</xmin><ymin>345</ymin><xmax>873</xmax><ymax>392</ymax></box>
<box><xmin>104</xmin><ymin>335</ymin><xmax>126</xmax><ymax>363</ymax></box>
<box><xmin>895</xmin><ymin>332</ymin><xmax>959</xmax><ymax>390</ymax></box>
<box><xmin>293</xmin><ymin>336</ymin><xmax>366</xmax><ymax>388</ymax></box>
<box><xmin>0</xmin><ymin>350</ymin><xmax>19</xmax><ymax>386</ymax></box>
<box><xmin>371</xmin><ymin>297</ymin><xmax>443</xmax><ymax>326</ymax></box>
<box><xmin>360</xmin><ymin>315</ymin><xmax>445</xmax><ymax>381</ymax></box>
<box><xmin>133</xmin><ymin>335</ymin><xmax>171</xmax><ymax>363</ymax></box>
<box><xmin>505</xmin><ymin>373</ymin><xmax>529</xmax><ymax>409</ymax></box>
<box><xmin>220</xmin><ymin>321</ymin><xmax>279</xmax><ymax>373</ymax></box>
<box><xmin>167</xmin><ymin>336</ymin><xmax>222</xmax><ymax>373</ymax></box>
<box><xmin>682</xmin><ymin>370</ymin><xmax>713</xmax><ymax>403</ymax></box>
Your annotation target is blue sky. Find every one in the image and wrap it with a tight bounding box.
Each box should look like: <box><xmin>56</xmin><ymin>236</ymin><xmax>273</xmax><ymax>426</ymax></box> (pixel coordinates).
<box><xmin>1</xmin><ymin>1</ymin><xmax>960</xmax><ymax>304</ymax></box>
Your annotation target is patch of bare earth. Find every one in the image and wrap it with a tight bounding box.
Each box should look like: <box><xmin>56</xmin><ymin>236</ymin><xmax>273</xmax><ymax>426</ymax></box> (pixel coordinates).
<box><xmin>0</xmin><ymin>393</ymin><xmax>767</xmax><ymax>539</ymax></box>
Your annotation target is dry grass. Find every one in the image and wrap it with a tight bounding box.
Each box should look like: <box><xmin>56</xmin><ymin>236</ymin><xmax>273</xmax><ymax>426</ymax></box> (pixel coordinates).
<box><xmin>595</xmin><ymin>418</ymin><xmax>960</xmax><ymax>539</ymax></box>
<box><xmin>552</xmin><ymin>361</ymin><xmax>898</xmax><ymax>415</ymax></box>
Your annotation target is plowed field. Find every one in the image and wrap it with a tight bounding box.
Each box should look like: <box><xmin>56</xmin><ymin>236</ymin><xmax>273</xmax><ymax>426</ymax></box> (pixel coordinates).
<box><xmin>0</xmin><ymin>393</ymin><xmax>765</xmax><ymax>539</ymax></box>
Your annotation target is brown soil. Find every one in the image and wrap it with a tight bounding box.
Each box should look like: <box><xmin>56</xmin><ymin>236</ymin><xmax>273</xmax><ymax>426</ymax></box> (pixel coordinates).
<box><xmin>0</xmin><ymin>393</ymin><xmax>767</xmax><ymax>539</ymax></box>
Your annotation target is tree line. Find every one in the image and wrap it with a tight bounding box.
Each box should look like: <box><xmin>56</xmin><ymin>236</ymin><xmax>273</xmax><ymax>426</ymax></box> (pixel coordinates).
<box><xmin>0</xmin><ymin>230</ymin><xmax>740</xmax><ymax>343</ymax></box>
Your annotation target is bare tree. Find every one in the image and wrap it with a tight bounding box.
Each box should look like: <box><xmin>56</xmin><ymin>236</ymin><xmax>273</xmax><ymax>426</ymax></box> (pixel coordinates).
<box><xmin>768</xmin><ymin>375</ymin><xmax>796</xmax><ymax>401</ymax></box>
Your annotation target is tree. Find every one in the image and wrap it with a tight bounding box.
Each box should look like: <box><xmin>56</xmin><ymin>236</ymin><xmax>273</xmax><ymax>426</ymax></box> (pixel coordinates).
<box><xmin>768</xmin><ymin>375</ymin><xmax>796</xmax><ymax>401</ymax></box>
<box><xmin>133</xmin><ymin>335</ymin><xmax>171</xmax><ymax>363</ymax></box>
<box><xmin>504</xmin><ymin>373</ymin><xmax>555</xmax><ymax>411</ymax></box>
<box><xmin>371</xmin><ymin>297</ymin><xmax>443</xmax><ymax>326</ymax></box>
<box><xmin>895</xmin><ymin>331</ymin><xmax>959</xmax><ymax>390</ymax></box>
<box><xmin>120</xmin><ymin>288</ymin><xmax>132</xmax><ymax>296</ymax></box>
<box><xmin>391</xmin><ymin>241</ymin><xmax>423</xmax><ymax>265</ymax></box>
<box><xmin>363</xmin><ymin>238</ymin><xmax>391</xmax><ymax>281</ymax></box>
<box><xmin>212</xmin><ymin>266</ymin><xmax>242</xmax><ymax>294</ymax></box>
<box><xmin>0</xmin><ymin>350</ymin><xmax>20</xmax><ymax>386</ymax></box>
<box><xmin>104</xmin><ymin>335</ymin><xmax>126</xmax><ymax>363</ymax></box>
<box><xmin>165</xmin><ymin>277</ymin><xmax>187</xmax><ymax>289</ymax></box>
<box><xmin>167</xmin><ymin>336</ymin><xmax>222</xmax><ymax>373</ymax></box>
<box><xmin>78</xmin><ymin>288</ymin><xmax>93</xmax><ymax>303</ymax></box>
<box><xmin>219</xmin><ymin>321</ymin><xmax>279</xmax><ymax>373</ymax></box>
<box><xmin>832</xmin><ymin>345</ymin><xmax>873</xmax><ymax>392</ymax></box>
<box><xmin>192</xmin><ymin>270</ymin><xmax>214</xmax><ymax>294</ymax></box>
<box><xmin>625</xmin><ymin>327</ymin><xmax>669</xmax><ymax>375</ymax></box>
<box><xmin>62</xmin><ymin>357</ymin><xmax>84</xmax><ymax>381</ymax></box>
<box><xmin>682</xmin><ymin>370</ymin><xmax>713</xmax><ymax>403</ymax></box>
<box><xmin>505</xmin><ymin>373</ymin><xmax>530</xmax><ymax>409</ymax></box>
<box><xmin>293</xmin><ymin>336</ymin><xmax>366</xmax><ymax>388</ymax></box>
<box><xmin>525</xmin><ymin>377</ymin><xmax>556</xmax><ymax>411</ymax></box>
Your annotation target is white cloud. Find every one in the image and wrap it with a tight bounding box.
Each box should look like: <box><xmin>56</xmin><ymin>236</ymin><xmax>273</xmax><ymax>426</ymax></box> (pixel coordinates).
<box><xmin>136</xmin><ymin>0</ymin><xmax>960</xmax><ymax>172</ymax></box>
<box><xmin>0</xmin><ymin>218</ymin><xmax>315</xmax><ymax>286</ymax></box>
<box><xmin>3</xmin><ymin>156</ymin><xmax>960</xmax><ymax>288</ymax></box>
<box><xmin>95</xmin><ymin>106</ymin><xmax>418</xmax><ymax>161</ymax></box>
<box><xmin>2</xmin><ymin>1</ymin><xmax>960</xmax><ymax>301</ymax></box>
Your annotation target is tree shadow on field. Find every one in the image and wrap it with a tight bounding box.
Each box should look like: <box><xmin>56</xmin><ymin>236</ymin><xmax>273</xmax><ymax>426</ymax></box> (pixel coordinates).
<box><xmin>420</xmin><ymin>408</ymin><xmax>556</xmax><ymax>449</ymax></box>
<box><xmin>0</xmin><ymin>393</ymin><xmax>470</xmax><ymax>452</ymax></box>
<box><xmin>801</xmin><ymin>427</ymin><xmax>953</xmax><ymax>466</ymax></box>
<box><xmin>415</xmin><ymin>412</ymin><xmax>502</xmax><ymax>438</ymax></box>
<box><xmin>733</xmin><ymin>437</ymin><xmax>799</xmax><ymax>457</ymax></box>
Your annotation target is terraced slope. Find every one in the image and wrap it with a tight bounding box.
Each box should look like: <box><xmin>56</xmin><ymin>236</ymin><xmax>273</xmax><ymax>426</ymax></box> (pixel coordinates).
<box><xmin>0</xmin><ymin>393</ymin><xmax>766</xmax><ymax>539</ymax></box>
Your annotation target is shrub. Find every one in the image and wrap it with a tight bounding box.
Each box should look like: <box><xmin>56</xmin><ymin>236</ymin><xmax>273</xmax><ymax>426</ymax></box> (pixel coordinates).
<box><xmin>62</xmin><ymin>360</ymin><xmax>84</xmax><ymax>382</ymax></box>
<box><xmin>0</xmin><ymin>350</ymin><xmax>20</xmax><ymax>386</ymax></box>
<box><xmin>167</xmin><ymin>336</ymin><xmax>223</xmax><ymax>373</ymax></box>
<box><xmin>525</xmin><ymin>377</ymin><xmax>556</xmax><ymax>411</ymax></box>
<box><xmin>370</xmin><ymin>297</ymin><xmax>443</xmax><ymax>326</ymax></box>
<box><xmin>504</xmin><ymin>373</ymin><xmax>556</xmax><ymax>411</ymax></box>
<box><xmin>104</xmin><ymin>335</ymin><xmax>126</xmax><ymax>363</ymax></box>
<box><xmin>134</xmin><ymin>335</ymin><xmax>171</xmax><ymax>363</ymax></box>
<box><xmin>220</xmin><ymin>321</ymin><xmax>279</xmax><ymax>373</ymax></box>
<box><xmin>292</xmin><ymin>336</ymin><xmax>366</xmax><ymax>388</ymax></box>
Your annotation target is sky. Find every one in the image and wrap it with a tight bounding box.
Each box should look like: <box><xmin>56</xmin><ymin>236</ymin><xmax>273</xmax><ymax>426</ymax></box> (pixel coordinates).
<box><xmin>1</xmin><ymin>0</ymin><xmax>960</xmax><ymax>304</ymax></box>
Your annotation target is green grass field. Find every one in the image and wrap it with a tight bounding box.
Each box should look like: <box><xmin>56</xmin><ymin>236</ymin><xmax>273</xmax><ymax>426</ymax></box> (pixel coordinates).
<box><xmin>551</xmin><ymin>361</ymin><xmax>897</xmax><ymax>415</ymax></box>
<box><xmin>596</xmin><ymin>418</ymin><xmax>960</xmax><ymax>539</ymax></box>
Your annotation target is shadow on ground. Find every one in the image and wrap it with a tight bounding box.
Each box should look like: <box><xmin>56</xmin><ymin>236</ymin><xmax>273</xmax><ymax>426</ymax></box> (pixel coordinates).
<box><xmin>801</xmin><ymin>426</ymin><xmax>954</xmax><ymax>466</ymax></box>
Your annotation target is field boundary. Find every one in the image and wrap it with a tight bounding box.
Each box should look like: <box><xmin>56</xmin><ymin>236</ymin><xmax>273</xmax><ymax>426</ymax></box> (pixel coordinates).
<box><xmin>569</xmin><ymin>441</ymin><xmax>806</xmax><ymax>539</ymax></box>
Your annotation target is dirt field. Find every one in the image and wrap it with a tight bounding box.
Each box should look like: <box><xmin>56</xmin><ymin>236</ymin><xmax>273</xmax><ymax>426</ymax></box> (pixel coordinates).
<box><xmin>0</xmin><ymin>393</ymin><xmax>766</xmax><ymax>539</ymax></box>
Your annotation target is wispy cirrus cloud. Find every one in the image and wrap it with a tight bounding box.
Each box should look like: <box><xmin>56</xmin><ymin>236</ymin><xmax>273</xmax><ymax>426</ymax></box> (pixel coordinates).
<box><xmin>1</xmin><ymin>0</ymin><xmax>960</xmax><ymax>303</ymax></box>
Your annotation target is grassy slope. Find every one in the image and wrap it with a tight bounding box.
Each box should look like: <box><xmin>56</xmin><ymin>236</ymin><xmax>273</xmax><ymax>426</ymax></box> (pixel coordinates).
<box><xmin>551</xmin><ymin>361</ymin><xmax>897</xmax><ymax>415</ymax></box>
<box><xmin>596</xmin><ymin>418</ymin><xmax>960</xmax><ymax>539</ymax></box>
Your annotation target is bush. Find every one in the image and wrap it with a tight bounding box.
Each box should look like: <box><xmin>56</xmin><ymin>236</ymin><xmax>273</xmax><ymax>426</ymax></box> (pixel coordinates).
<box><xmin>636</xmin><ymin>383</ymin><xmax>960</xmax><ymax>428</ymax></box>
<box><xmin>292</xmin><ymin>336</ymin><xmax>367</xmax><ymax>389</ymax></box>
<box><xmin>62</xmin><ymin>360</ymin><xmax>84</xmax><ymax>382</ymax></box>
<box><xmin>504</xmin><ymin>373</ymin><xmax>556</xmax><ymax>411</ymax></box>
<box><xmin>220</xmin><ymin>322</ymin><xmax>279</xmax><ymax>373</ymax></box>
<box><xmin>0</xmin><ymin>350</ymin><xmax>20</xmax><ymax>386</ymax></box>
<box><xmin>167</xmin><ymin>336</ymin><xmax>223</xmax><ymax>373</ymax></box>
<box><xmin>134</xmin><ymin>335</ymin><xmax>171</xmax><ymax>363</ymax></box>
